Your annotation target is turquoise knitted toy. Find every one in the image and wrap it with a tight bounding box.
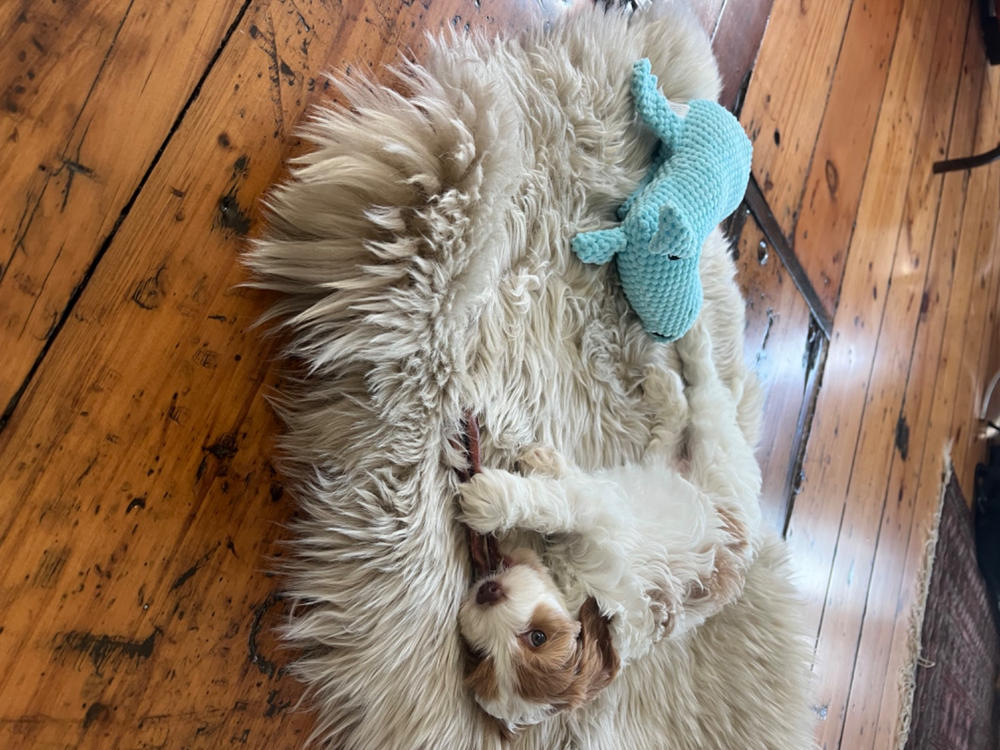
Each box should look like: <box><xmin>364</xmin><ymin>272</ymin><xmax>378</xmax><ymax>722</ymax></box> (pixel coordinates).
<box><xmin>572</xmin><ymin>58</ymin><xmax>753</xmax><ymax>341</ymax></box>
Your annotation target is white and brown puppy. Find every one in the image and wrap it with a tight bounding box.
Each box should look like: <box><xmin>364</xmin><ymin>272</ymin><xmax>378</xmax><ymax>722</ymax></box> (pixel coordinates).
<box><xmin>457</xmin><ymin>322</ymin><xmax>762</xmax><ymax>730</ymax></box>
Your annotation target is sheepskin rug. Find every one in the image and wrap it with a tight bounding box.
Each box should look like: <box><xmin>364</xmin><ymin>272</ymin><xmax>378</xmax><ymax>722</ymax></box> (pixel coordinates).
<box><xmin>246</xmin><ymin>4</ymin><xmax>815</xmax><ymax>748</ymax></box>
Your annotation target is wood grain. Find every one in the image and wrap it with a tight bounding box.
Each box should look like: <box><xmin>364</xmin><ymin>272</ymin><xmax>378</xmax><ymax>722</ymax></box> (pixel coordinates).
<box><xmin>733</xmin><ymin>211</ymin><xmax>824</xmax><ymax>534</ymax></box>
<box><xmin>849</xmin><ymin>16</ymin><xmax>1000</xmax><ymax>748</ymax></box>
<box><xmin>737</xmin><ymin>0</ymin><xmax>910</xmax><ymax>315</ymax></box>
<box><xmin>784</xmin><ymin>0</ymin><xmax>958</xmax><ymax>634</ymax></box>
<box><xmin>948</xmin><ymin>62</ymin><xmax>1000</xmax><ymax>489</ymax></box>
<box><xmin>711</xmin><ymin>0</ymin><xmax>774</xmax><ymax>111</ymax></box>
<box><xmin>738</xmin><ymin>0</ymin><xmax>853</xmax><ymax>234</ymax></box>
<box><xmin>782</xmin><ymin>0</ymin><xmax>973</xmax><ymax>746</ymax></box>
<box><xmin>0</xmin><ymin>0</ymin><xmax>247</xmax><ymax>417</ymax></box>
<box><xmin>789</xmin><ymin>0</ymin><xmax>903</xmax><ymax>311</ymax></box>
<box><xmin>0</xmin><ymin>1</ymin><xmax>574</xmax><ymax>746</ymax></box>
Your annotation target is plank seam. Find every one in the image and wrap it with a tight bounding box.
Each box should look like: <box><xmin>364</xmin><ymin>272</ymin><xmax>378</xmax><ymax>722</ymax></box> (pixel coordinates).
<box><xmin>784</xmin><ymin>0</ymin><xmax>858</xmax><ymax>238</ymax></box>
<box><xmin>781</xmin><ymin>319</ymin><xmax>828</xmax><ymax>538</ymax></box>
<box><xmin>0</xmin><ymin>0</ymin><xmax>255</xmax><ymax>435</ymax></box>
<box><xmin>792</xmin><ymin>2</ymin><xmax>905</xmax><ymax>306</ymax></box>
<box><xmin>835</xmin><ymin>473</ymin><xmax>895</xmax><ymax>750</ymax></box>
<box><xmin>745</xmin><ymin>177</ymin><xmax>834</xmax><ymax>336</ymax></box>
<box><xmin>4</xmin><ymin>0</ymin><xmax>138</xmax><ymax>280</ymax></box>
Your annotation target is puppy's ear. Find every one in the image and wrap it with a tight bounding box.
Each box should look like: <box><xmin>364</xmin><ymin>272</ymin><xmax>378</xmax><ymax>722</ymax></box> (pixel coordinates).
<box><xmin>465</xmin><ymin>652</ymin><xmax>499</xmax><ymax>704</ymax></box>
<box><xmin>511</xmin><ymin>599</ymin><xmax>617</xmax><ymax>716</ymax></box>
<box><xmin>574</xmin><ymin>596</ymin><xmax>619</xmax><ymax>702</ymax></box>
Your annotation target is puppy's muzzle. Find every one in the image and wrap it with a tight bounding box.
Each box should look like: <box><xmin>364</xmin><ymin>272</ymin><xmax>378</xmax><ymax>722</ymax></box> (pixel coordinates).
<box><xmin>476</xmin><ymin>579</ymin><xmax>505</xmax><ymax>606</ymax></box>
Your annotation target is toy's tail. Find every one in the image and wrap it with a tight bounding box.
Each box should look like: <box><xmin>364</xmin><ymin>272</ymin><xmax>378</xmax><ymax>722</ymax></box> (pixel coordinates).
<box><xmin>572</xmin><ymin>227</ymin><xmax>628</xmax><ymax>265</ymax></box>
<box><xmin>632</xmin><ymin>59</ymin><xmax>681</xmax><ymax>148</ymax></box>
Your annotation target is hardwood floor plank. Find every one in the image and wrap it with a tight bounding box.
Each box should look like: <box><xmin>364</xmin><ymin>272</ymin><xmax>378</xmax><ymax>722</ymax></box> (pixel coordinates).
<box><xmin>733</xmin><ymin>211</ymin><xmax>824</xmax><ymax>533</ymax></box>
<box><xmin>870</xmin><ymin>63</ymin><xmax>1000</xmax><ymax>750</ymax></box>
<box><xmin>784</xmin><ymin>0</ymin><xmax>950</xmax><ymax>633</ymax></box>
<box><xmin>790</xmin><ymin>0</ymin><xmax>904</xmax><ymax>312</ymax></box>
<box><xmin>804</xmin><ymin>5</ymin><xmax>969</xmax><ymax>741</ymax></box>
<box><xmin>838</xmin><ymin>10</ymin><xmax>989</xmax><ymax>747</ymax></box>
<box><xmin>0</xmin><ymin>1</ymin><xmax>570</xmax><ymax>745</ymax></box>
<box><xmin>868</xmin><ymin>36</ymin><xmax>993</xmax><ymax>750</ymax></box>
<box><xmin>0</xmin><ymin>0</ymin><xmax>248</xmax><ymax>417</ymax></box>
<box><xmin>948</xmin><ymin>69</ymin><xmax>1000</xmax><ymax>489</ymax></box>
<box><xmin>781</xmin><ymin>0</ymin><xmax>966</xmax><ymax>745</ymax></box>
<box><xmin>711</xmin><ymin>0</ymin><xmax>775</xmax><ymax>110</ymax></box>
<box><xmin>738</xmin><ymin>0</ymin><xmax>853</xmax><ymax>239</ymax></box>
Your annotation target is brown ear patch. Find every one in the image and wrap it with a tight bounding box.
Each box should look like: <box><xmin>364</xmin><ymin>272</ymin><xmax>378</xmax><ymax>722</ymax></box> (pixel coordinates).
<box><xmin>514</xmin><ymin>603</ymin><xmax>581</xmax><ymax>705</ymax></box>
<box><xmin>515</xmin><ymin>598</ymin><xmax>618</xmax><ymax>711</ymax></box>
<box><xmin>576</xmin><ymin>596</ymin><xmax>619</xmax><ymax>701</ymax></box>
<box><xmin>465</xmin><ymin>652</ymin><xmax>499</xmax><ymax>703</ymax></box>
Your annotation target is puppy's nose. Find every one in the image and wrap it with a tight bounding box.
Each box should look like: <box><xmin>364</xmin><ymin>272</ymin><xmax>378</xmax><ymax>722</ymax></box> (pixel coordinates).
<box><xmin>476</xmin><ymin>579</ymin><xmax>505</xmax><ymax>606</ymax></box>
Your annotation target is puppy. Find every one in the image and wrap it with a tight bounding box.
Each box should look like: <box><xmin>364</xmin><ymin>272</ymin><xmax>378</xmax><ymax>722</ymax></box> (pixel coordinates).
<box><xmin>457</xmin><ymin>322</ymin><xmax>762</xmax><ymax>729</ymax></box>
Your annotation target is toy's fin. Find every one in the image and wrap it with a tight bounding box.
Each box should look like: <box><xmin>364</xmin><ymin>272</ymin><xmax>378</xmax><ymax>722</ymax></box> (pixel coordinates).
<box><xmin>572</xmin><ymin>227</ymin><xmax>627</xmax><ymax>264</ymax></box>
<box><xmin>632</xmin><ymin>59</ymin><xmax>681</xmax><ymax>148</ymax></box>
<box><xmin>650</xmin><ymin>204</ymin><xmax>698</xmax><ymax>260</ymax></box>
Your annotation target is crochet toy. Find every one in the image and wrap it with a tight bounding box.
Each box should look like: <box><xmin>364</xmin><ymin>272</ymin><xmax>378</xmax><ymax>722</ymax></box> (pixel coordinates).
<box><xmin>572</xmin><ymin>58</ymin><xmax>753</xmax><ymax>341</ymax></box>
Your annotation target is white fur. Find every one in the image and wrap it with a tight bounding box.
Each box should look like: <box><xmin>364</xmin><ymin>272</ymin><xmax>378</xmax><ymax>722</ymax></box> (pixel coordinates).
<box><xmin>246</xmin><ymin>3</ymin><xmax>815</xmax><ymax>748</ymax></box>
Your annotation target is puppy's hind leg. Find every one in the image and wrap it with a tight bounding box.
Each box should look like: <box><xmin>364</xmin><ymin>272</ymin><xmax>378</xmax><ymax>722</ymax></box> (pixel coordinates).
<box><xmin>641</xmin><ymin>365</ymin><xmax>689</xmax><ymax>462</ymax></box>
<box><xmin>674</xmin><ymin>321</ymin><xmax>737</xmax><ymax>436</ymax></box>
<box><xmin>673</xmin><ymin>322</ymin><xmax>761</xmax><ymax>626</ymax></box>
<box><xmin>515</xmin><ymin>444</ymin><xmax>569</xmax><ymax>479</ymax></box>
<box><xmin>675</xmin><ymin>321</ymin><xmax>761</xmax><ymax>515</ymax></box>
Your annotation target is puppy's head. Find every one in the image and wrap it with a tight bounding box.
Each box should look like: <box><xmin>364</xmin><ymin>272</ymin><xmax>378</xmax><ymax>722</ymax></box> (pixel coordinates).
<box><xmin>459</xmin><ymin>548</ymin><xmax>619</xmax><ymax>729</ymax></box>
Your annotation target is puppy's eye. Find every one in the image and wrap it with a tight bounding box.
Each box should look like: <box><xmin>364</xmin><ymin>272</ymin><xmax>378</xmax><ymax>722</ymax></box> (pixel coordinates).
<box><xmin>528</xmin><ymin>630</ymin><xmax>547</xmax><ymax>647</ymax></box>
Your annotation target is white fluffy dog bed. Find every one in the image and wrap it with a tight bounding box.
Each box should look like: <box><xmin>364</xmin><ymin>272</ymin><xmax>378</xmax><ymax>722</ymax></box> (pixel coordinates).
<box><xmin>247</xmin><ymin>4</ymin><xmax>814</xmax><ymax>748</ymax></box>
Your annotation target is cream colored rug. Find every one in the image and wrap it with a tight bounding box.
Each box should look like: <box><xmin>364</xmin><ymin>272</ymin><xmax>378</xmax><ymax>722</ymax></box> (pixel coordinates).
<box><xmin>247</xmin><ymin>4</ymin><xmax>815</xmax><ymax>748</ymax></box>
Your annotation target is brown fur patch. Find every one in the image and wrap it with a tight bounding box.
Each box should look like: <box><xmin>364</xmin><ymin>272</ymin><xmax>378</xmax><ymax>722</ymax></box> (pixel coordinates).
<box><xmin>682</xmin><ymin>505</ymin><xmax>751</xmax><ymax>615</ymax></box>
<box><xmin>646</xmin><ymin>583</ymin><xmax>678</xmax><ymax>634</ymax></box>
<box><xmin>717</xmin><ymin>506</ymin><xmax>749</xmax><ymax>554</ymax></box>
<box><xmin>465</xmin><ymin>653</ymin><xmax>499</xmax><ymax>703</ymax></box>
<box><xmin>646</xmin><ymin>506</ymin><xmax>752</xmax><ymax>630</ymax></box>
<box><xmin>685</xmin><ymin>551</ymin><xmax>743</xmax><ymax>609</ymax></box>
<box><xmin>576</xmin><ymin>596</ymin><xmax>619</xmax><ymax>702</ymax></box>
<box><xmin>514</xmin><ymin>598</ymin><xmax>618</xmax><ymax>711</ymax></box>
<box><xmin>514</xmin><ymin>603</ymin><xmax>580</xmax><ymax>702</ymax></box>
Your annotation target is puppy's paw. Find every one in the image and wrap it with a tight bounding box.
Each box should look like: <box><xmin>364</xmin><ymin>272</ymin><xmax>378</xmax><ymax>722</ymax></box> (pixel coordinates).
<box><xmin>675</xmin><ymin>321</ymin><xmax>713</xmax><ymax>385</ymax></box>
<box><xmin>516</xmin><ymin>444</ymin><xmax>568</xmax><ymax>478</ymax></box>
<box><xmin>643</xmin><ymin>365</ymin><xmax>688</xmax><ymax>419</ymax></box>
<box><xmin>458</xmin><ymin>470</ymin><xmax>515</xmax><ymax>533</ymax></box>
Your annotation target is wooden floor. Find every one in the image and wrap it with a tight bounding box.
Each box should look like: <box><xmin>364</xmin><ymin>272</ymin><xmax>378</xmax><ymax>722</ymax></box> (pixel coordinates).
<box><xmin>1</xmin><ymin>0</ymin><xmax>997</xmax><ymax>747</ymax></box>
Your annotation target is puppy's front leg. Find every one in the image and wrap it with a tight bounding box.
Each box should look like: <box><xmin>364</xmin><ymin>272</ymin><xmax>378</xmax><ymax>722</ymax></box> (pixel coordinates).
<box><xmin>457</xmin><ymin>468</ymin><xmax>581</xmax><ymax>536</ymax></box>
<box><xmin>642</xmin><ymin>365</ymin><xmax>689</xmax><ymax>462</ymax></box>
<box><xmin>515</xmin><ymin>443</ymin><xmax>569</xmax><ymax>479</ymax></box>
